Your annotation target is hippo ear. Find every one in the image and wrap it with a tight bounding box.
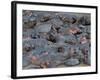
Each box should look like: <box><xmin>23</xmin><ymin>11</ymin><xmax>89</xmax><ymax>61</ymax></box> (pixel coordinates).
<box><xmin>72</xmin><ymin>17</ymin><xmax>77</xmax><ymax>24</ymax></box>
<box><xmin>51</xmin><ymin>25</ymin><xmax>55</xmax><ymax>30</ymax></box>
<box><xmin>50</xmin><ymin>25</ymin><xmax>54</xmax><ymax>30</ymax></box>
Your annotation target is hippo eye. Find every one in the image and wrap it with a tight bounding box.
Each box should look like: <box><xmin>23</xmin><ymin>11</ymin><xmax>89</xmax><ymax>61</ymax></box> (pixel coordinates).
<box><xmin>57</xmin><ymin>47</ymin><xmax>64</xmax><ymax>53</ymax></box>
<box><xmin>32</xmin><ymin>36</ymin><xmax>37</xmax><ymax>39</ymax></box>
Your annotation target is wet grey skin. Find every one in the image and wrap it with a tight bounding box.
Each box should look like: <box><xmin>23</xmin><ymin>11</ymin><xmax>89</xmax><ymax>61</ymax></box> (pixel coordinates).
<box><xmin>23</xmin><ymin>10</ymin><xmax>91</xmax><ymax>69</ymax></box>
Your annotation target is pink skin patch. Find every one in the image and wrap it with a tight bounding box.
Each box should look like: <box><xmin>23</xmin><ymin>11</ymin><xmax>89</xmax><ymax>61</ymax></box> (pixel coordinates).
<box><xmin>42</xmin><ymin>52</ymin><xmax>48</xmax><ymax>56</ymax></box>
<box><xmin>31</xmin><ymin>56</ymin><xmax>38</xmax><ymax>61</ymax></box>
<box><xmin>69</xmin><ymin>27</ymin><xmax>80</xmax><ymax>34</ymax></box>
<box><xmin>80</xmin><ymin>36</ymin><xmax>88</xmax><ymax>44</ymax></box>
